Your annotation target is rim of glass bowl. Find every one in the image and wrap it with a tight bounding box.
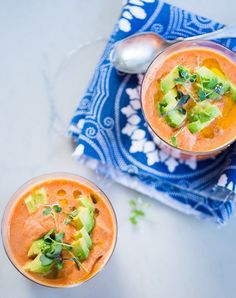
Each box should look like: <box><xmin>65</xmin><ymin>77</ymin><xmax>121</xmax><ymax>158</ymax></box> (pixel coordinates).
<box><xmin>1</xmin><ymin>172</ymin><xmax>118</xmax><ymax>288</ymax></box>
<box><xmin>141</xmin><ymin>40</ymin><xmax>236</xmax><ymax>157</ymax></box>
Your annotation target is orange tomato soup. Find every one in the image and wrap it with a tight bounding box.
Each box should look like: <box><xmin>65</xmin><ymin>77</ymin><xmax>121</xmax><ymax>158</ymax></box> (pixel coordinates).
<box><xmin>6</xmin><ymin>178</ymin><xmax>116</xmax><ymax>287</ymax></box>
<box><xmin>142</xmin><ymin>47</ymin><xmax>236</xmax><ymax>152</ymax></box>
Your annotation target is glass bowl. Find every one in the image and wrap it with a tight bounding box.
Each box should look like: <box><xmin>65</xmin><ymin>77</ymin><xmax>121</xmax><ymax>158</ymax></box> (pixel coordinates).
<box><xmin>141</xmin><ymin>40</ymin><xmax>236</xmax><ymax>160</ymax></box>
<box><xmin>1</xmin><ymin>172</ymin><xmax>117</xmax><ymax>288</ymax></box>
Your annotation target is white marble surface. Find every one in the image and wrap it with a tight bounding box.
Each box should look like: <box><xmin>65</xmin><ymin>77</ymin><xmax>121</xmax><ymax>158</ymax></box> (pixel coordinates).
<box><xmin>1</xmin><ymin>1</ymin><xmax>236</xmax><ymax>297</ymax></box>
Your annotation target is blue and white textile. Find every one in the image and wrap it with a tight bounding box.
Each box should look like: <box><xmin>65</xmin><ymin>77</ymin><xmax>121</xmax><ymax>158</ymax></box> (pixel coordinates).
<box><xmin>69</xmin><ymin>0</ymin><xmax>236</xmax><ymax>223</ymax></box>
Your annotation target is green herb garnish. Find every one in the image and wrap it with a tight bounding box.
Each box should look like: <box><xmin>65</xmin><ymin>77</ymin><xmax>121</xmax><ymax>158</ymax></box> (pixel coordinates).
<box><xmin>129</xmin><ymin>198</ymin><xmax>148</xmax><ymax>225</ymax></box>
<box><xmin>36</xmin><ymin>229</ymin><xmax>88</xmax><ymax>272</ymax></box>
<box><xmin>55</xmin><ymin>231</ymin><xmax>65</xmax><ymax>242</ymax></box>
<box><xmin>56</xmin><ymin>259</ymin><xmax>63</xmax><ymax>270</ymax></box>
<box><xmin>42</xmin><ymin>204</ymin><xmax>62</xmax><ymax>231</ymax></box>
<box><xmin>198</xmin><ymin>89</ymin><xmax>207</xmax><ymax>101</ymax></box>
<box><xmin>43</xmin><ymin>207</ymin><xmax>51</xmax><ymax>216</ymax></box>
<box><xmin>176</xmin><ymin>91</ymin><xmax>190</xmax><ymax>106</ymax></box>
<box><xmin>53</xmin><ymin>205</ymin><xmax>62</xmax><ymax>213</ymax></box>
<box><xmin>64</xmin><ymin>209</ymin><xmax>79</xmax><ymax>225</ymax></box>
<box><xmin>40</xmin><ymin>254</ymin><xmax>54</xmax><ymax>266</ymax></box>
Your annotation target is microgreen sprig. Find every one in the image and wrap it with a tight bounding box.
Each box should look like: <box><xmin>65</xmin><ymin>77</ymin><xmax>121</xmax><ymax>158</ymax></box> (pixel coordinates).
<box><xmin>39</xmin><ymin>229</ymin><xmax>88</xmax><ymax>272</ymax></box>
<box><xmin>64</xmin><ymin>209</ymin><xmax>79</xmax><ymax>225</ymax></box>
<box><xmin>42</xmin><ymin>204</ymin><xmax>62</xmax><ymax>231</ymax></box>
<box><xmin>129</xmin><ymin>198</ymin><xmax>148</xmax><ymax>225</ymax></box>
<box><xmin>175</xmin><ymin>66</ymin><xmax>197</xmax><ymax>102</ymax></box>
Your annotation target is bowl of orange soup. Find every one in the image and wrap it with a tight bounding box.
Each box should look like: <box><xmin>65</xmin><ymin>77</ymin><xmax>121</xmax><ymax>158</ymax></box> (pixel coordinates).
<box><xmin>141</xmin><ymin>40</ymin><xmax>236</xmax><ymax>159</ymax></box>
<box><xmin>2</xmin><ymin>173</ymin><xmax>117</xmax><ymax>288</ymax></box>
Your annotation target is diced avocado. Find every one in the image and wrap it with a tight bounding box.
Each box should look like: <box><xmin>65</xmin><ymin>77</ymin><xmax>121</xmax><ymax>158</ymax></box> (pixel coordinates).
<box><xmin>73</xmin><ymin>227</ymin><xmax>92</xmax><ymax>249</ymax></box>
<box><xmin>25</xmin><ymin>195</ymin><xmax>37</xmax><ymax>213</ymax></box>
<box><xmin>230</xmin><ymin>83</ymin><xmax>236</xmax><ymax>101</ymax></box>
<box><xmin>24</xmin><ymin>188</ymin><xmax>48</xmax><ymax>214</ymax></box>
<box><xmin>196</xmin><ymin>66</ymin><xmax>217</xmax><ymax>80</ymax></box>
<box><xmin>160</xmin><ymin>67</ymin><xmax>179</xmax><ymax>94</ymax></box>
<box><xmin>78</xmin><ymin>195</ymin><xmax>95</xmax><ymax>213</ymax></box>
<box><xmin>196</xmin><ymin>66</ymin><xmax>230</xmax><ymax>93</ymax></box>
<box><xmin>188</xmin><ymin>120</ymin><xmax>206</xmax><ymax>134</ymax></box>
<box><xmin>157</xmin><ymin>89</ymin><xmax>178</xmax><ymax>115</ymax></box>
<box><xmin>28</xmin><ymin>239</ymin><xmax>45</xmax><ymax>257</ymax></box>
<box><xmin>188</xmin><ymin>102</ymin><xmax>221</xmax><ymax>134</ymax></box>
<box><xmin>33</xmin><ymin>188</ymin><xmax>47</xmax><ymax>205</ymax></box>
<box><xmin>165</xmin><ymin>109</ymin><xmax>187</xmax><ymax>128</ymax></box>
<box><xmin>72</xmin><ymin>238</ymin><xmax>89</xmax><ymax>261</ymax></box>
<box><xmin>189</xmin><ymin>102</ymin><xmax>221</xmax><ymax>123</ymax></box>
<box><xmin>73</xmin><ymin>207</ymin><xmax>94</xmax><ymax>233</ymax></box>
<box><xmin>24</xmin><ymin>254</ymin><xmax>53</xmax><ymax>274</ymax></box>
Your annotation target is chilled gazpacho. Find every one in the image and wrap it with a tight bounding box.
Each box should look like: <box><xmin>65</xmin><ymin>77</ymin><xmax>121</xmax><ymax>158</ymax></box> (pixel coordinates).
<box><xmin>142</xmin><ymin>41</ymin><xmax>236</xmax><ymax>156</ymax></box>
<box><xmin>2</xmin><ymin>174</ymin><xmax>117</xmax><ymax>287</ymax></box>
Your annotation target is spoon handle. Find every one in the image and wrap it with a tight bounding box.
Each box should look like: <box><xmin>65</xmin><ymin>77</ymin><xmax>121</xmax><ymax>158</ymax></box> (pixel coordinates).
<box><xmin>183</xmin><ymin>24</ymin><xmax>236</xmax><ymax>41</ymax></box>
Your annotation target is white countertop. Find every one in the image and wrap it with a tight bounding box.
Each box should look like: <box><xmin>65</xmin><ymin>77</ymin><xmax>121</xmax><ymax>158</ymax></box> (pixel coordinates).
<box><xmin>1</xmin><ymin>1</ymin><xmax>236</xmax><ymax>297</ymax></box>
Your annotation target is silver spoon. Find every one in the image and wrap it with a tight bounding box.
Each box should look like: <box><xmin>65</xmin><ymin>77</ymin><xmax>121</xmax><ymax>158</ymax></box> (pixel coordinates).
<box><xmin>110</xmin><ymin>24</ymin><xmax>236</xmax><ymax>74</ymax></box>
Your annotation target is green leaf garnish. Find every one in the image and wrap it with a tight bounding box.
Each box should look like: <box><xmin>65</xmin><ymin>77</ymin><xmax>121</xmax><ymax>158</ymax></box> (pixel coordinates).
<box><xmin>129</xmin><ymin>198</ymin><xmax>148</xmax><ymax>225</ymax></box>
<box><xmin>198</xmin><ymin>89</ymin><xmax>207</xmax><ymax>101</ymax></box>
<box><xmin>36</xmin><ymin>229</ymin><xmax>74</xmax><ymax>272</ymax></box>
<box><xmin>129</xmin><ymin>216</ymin><xmax>138</xmax><ymax>225</ymax></box>
<box><xmin>47</xmin><ymin>244</ymin><xmax>62</xmax><ymax>258</ymax></box>
<box><xmin>55</xmin><ymin>232</ymin><xmax>65</xmax><ymax>242</ymax></box>
<box><xmin>176</xmin><ymin>91</ymin><xmax>190</xmax><ymax>106</ymax></box>
<box><xmin>43</xmin><ymin>207</ymin><xmax>51</xmax><ymax>216</ymax></box>
<box><xmin>63</xmin><ymin>209</ymin><xmax>79</xmax><ymax>225</ymax></box>
<box><xmin>133</xmin><ymin>210</ymin><xmax>145</xmax><ymax>217</ymax></box>
<box><xmin>64</xmin><ymin>216</ymin><xmax>72</xmax><ymax>225</ymax></box>
<box><xmin>56</xmin><ymin>259</ymin><xmax>63</xmax><ymax>270</ymax></box>
<box><xmin>178</xmin><ymin>108</ymin><xmax>186</xmax><ymax>115</ymax></box>
<box><xmin>175</xmin><ymin>77</ymin><xmax>185</xmax><ymax>84</ymax></box>
<box><xmin>43</xmin><ymin>229</ymin><xmax>55</xmax><ymax>241</ymax></box>
<box><xmin>42</xmin><ymin>204</ymin><xmax>62</xmax><ymax>231</ymax></box>
<box><xmin>189</xmin><ymin>74</ymin><xmax>197</xmax><ymax>83</ymax></box>
<box><xmin>178</xmin><ymin>65</ymin><xmax>189</xmax><ymax>79</ymax></box>
<box><xmin>40</xmin><ymin>254</ymin><xmax>54</xmax><ymax>266</ymax></box>
<box><xmin>53</xmin><ymin>205</ymin><xmax>62</xmax><ymax>213</ymax></box>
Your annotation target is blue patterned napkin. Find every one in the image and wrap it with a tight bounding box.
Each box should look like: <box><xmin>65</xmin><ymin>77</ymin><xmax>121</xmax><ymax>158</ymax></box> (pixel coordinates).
<box><xmin>69</xmin><ymin>0</ymin><xmax>236</xmax><ymax>223</ymax></box>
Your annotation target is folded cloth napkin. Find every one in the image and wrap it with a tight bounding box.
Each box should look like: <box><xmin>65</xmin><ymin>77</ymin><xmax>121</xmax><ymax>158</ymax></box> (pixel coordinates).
<box><xmin>69</xmin><ymin>0</ymin><xmax>236</xmax><ymax>223</ymax></box>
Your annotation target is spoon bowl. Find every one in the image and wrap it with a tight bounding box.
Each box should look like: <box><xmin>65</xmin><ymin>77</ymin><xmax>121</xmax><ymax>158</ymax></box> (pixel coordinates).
<box><xmin>109</xmin><ymin>32</ymin><xmax>167</xmax><ymax>74</ymax></box>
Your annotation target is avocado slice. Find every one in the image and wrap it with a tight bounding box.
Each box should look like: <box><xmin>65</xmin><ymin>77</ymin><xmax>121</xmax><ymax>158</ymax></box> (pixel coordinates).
<box><xmin>28</xmin><ymin>239</ymin><xmax>45</xmax><ymax>257</ymax></box>
<box><xmin>230</xmin><ymin>83</ymin><xmax>236</xmax><ymax>101</ymax></box>
<box><xmin>165</xmin><ymin>109</ymin><xmax>187</xmax><ymax>128</ymax></box>
<box><xmin>188</xmin><ymin>120</ymin><xmax>206</xmax><ymax>134</ymax></box>
<box><xmin>196</xmin><ymin>66</ymin><xmax>230</xmax><ymax>93</ymax></box>
<box><xmin>160</xmin><ymin>67</ymin><xmax>179</xmax><ymax>94</ymax></box>
<box><xmin>72</xmin><ymin>238</ymin><xmax>89</xmax><ymax>261</ymax></box>
<box><xmin>73</xmin><ymin>207</ymin><xmax>95</xmax><ymax>233</ymax></box>
<box><xmin>189</xmin><ymin>102</ymin><xmax>221</xmax><ymax>122</ymax></box>
<box><xmin>73</xmin><ymin>227</ymin><xmax>92</xmax><ymax>249</ymax></box>
<box><xmin>33</xmin><ymin>188</ymin><xmax>47</xmax><ymax>205</ymax></box>
<box><xmin>24</xmin><ymin>188</ymin><xmax>48</xmax><ymax>213</ymax></box>
<box><xmin>24</xmin><ymin>254</ymin><xmax>53</xmax><ymax>274</ymax></box>
<box><xmin>158</xmin><ymin>89</ymin><xmax>178</xmax><ymax>115</ymax></box>
<box><xmin>25</xmin><ymin>196</ymin><xmax>37</xmax><ymax>213</ymax></box>
<box><xmin>188</xmin><ymin>102</ymin><xmax>221</xmax><ymax>134</ymax></box>
<box><xmin>78</xmin><ymin>195</ymin><xmax>95</xmax><ymax>213</ymax></box>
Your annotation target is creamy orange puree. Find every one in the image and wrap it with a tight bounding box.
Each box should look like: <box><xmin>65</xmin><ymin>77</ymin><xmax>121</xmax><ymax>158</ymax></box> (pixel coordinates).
<box><xmin>142</xmin><ymin>48</ymin><xmax>236</xmax><ymax>152</ymax></box>
<box><xmin>8</xmin><ymin>179</ymin><xmax>116</xmax><ymax>287</ymax></box>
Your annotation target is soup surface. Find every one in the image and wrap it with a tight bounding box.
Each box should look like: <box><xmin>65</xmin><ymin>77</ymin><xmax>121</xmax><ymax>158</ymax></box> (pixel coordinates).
<box><xmin>142</xmin><ymin>47</ymin><xmax>236</xmax><ymax>152</ymax></box>
<box><xmin>7</xmin><ymin>178</ymin><xmax>116</xmax><ymax>287</ymax></box>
